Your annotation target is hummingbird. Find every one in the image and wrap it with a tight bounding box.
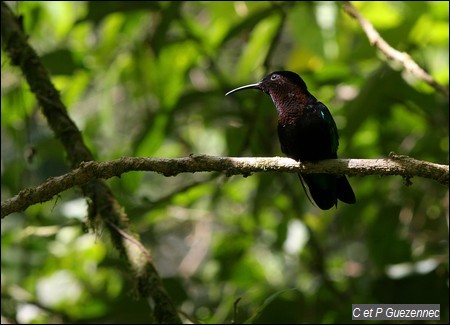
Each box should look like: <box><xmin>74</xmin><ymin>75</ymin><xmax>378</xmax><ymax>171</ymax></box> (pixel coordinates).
<box><xmin>226</xmin><ymin>71</ymin><xmax>356</xmax><ymax>210</ymax></box>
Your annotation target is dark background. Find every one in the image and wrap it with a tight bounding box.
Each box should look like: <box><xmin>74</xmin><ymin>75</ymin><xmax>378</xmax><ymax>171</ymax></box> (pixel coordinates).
<box><xmin>1</xmin><ymin>1</ymin><xmax>448</xmax><ymax>323</ymax></box>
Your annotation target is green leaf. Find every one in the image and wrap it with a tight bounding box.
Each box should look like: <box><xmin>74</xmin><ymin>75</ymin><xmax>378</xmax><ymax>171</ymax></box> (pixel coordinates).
<box><xmin>79</xmin><ymin>1</ymin><xmax>161</xmax><ymax>24</ymax></box>
<box><xmin>41</xmin><ymin>49</ymin><xmax>84</xmax><ymax>75</ymax></box>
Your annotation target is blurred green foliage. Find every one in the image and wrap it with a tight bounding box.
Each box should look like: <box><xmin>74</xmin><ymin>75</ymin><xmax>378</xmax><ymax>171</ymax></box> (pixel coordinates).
<box><xmin>1</xmin><ymin>1</ymin><xmax>448</xmax><ymax>324</ymax></box>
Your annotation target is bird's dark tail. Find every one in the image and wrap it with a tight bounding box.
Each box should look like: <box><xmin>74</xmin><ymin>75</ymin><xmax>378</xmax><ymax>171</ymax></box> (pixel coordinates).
<box><xmin>299</xmin><ymin>173</ymin><xmax>356</xmax><ymax>210</ymax></box>
<box><xmin>336</xmin><ymin>175</ymin><xmax>356</xmax><ymax>204</ymax></box>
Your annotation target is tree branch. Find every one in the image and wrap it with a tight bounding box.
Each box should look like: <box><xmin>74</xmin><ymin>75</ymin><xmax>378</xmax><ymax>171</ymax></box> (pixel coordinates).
<box><xmin>1</xmin><ymin>2</ymin><xmax>181</xmax><ymax>323</ymax></box>
<box><xmin>2</xmin><ymin>154</ymin><xmax>448</xmax><ymax>218</ymax></box>
<box><xmin>342</xmin><ymin>1</ymin><xmax>449</xmax><ymax>97</ymax></box>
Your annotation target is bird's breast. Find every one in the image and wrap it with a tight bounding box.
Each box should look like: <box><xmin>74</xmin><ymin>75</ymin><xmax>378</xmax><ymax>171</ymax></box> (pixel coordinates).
<box><xmin>277</xmin><ymin>110</ymin><xmax>336</xmax><ymax>161</ymax></box>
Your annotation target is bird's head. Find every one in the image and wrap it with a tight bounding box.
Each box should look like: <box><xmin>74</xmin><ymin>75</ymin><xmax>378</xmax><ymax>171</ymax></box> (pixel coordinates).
<box><xmin>225</xmin><ymin>71</ymin><xmax>308</xmax><ymax>97</ymax></box>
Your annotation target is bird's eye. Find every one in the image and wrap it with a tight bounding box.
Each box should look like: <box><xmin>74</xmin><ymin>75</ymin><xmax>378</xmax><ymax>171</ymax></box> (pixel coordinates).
<box><xmin>271</xmin><ymin>74</ymin><xmax>279</xmax><ymax>80</ymax></box>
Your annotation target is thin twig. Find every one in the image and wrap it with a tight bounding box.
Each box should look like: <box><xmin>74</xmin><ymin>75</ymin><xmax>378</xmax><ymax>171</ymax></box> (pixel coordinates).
<box><xmin>342</xmin><ymin>1</ymin><xmax>449</xmax><ymax>97</ymax></box>
<box><xmin>105</xmin><ymin>220</ymin><xmax>153</xmax><ymax>263</ymax></box>
<box><xmin>232</xmin><ymin>297</ymin><xmax>242</xmax><ymax>324</ymax></box>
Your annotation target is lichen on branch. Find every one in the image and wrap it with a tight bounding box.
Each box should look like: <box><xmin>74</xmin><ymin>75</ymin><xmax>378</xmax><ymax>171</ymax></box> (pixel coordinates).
<box><xmin>2</xmin><ymin>154</ymin><xmax>448</xmax><ymax>218</ymax></box>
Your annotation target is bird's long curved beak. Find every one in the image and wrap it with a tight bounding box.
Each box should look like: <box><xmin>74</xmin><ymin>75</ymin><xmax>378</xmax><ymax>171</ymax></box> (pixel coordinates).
<box><xmin>225</xmin><ymin>83</ymin><xmax>260</xmax><ymax>96</ymax></box>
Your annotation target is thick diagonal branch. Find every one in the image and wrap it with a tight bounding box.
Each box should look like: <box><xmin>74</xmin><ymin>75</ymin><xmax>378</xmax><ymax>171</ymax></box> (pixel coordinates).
<box><xmin>2</xmin><ymin>155</ymin><xmax>448</xmax><ymax>218</ymax></box>
<box><xmin>1</xmin><ymin>2</ymin><xmax>180</xmax><ymax>323</ymax></box>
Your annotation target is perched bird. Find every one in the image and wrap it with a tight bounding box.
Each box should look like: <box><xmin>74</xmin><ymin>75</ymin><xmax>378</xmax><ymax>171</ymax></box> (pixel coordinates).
<box><xmin>226</xmin><ymin>71</ymin><xmax>356</xmax><ymax>210</ymax></box>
